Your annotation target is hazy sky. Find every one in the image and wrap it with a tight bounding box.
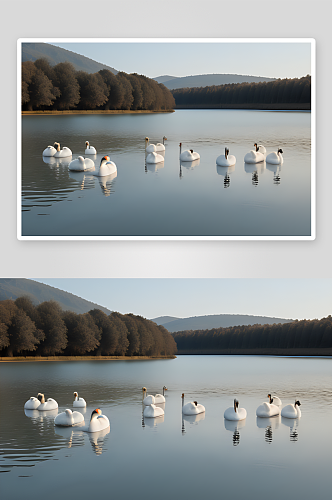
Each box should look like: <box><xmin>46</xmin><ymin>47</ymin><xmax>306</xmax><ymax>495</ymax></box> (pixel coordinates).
<box><xmin>50</xmin><ymin>40</ymin><xmax>312</xmax><ymax>79</ymax></box>
<box><xmin>32</xmin><ymin>279</ymin><xmax>331</xmax><ymax>321</ymax></box>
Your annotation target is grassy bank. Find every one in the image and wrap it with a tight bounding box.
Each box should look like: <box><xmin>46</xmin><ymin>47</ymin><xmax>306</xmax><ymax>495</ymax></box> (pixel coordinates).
<box><xmin>176</xmin><ymin>349</ymin><xmax>332</xmax><ymax>356</ymax></box>
<box><xmin>0</xmin><ymin>355</ymin><xmax>176</xmax><ymax>362</ymax></box>
<box><xmin>175</xmin><ymin>103</ymin><xmax>310</xmax><ymax>111</ymax></box>
<box><xmin>22</xmin><ymin>109</ymin><xmax>175</xmax><ymax>116</ymax></box>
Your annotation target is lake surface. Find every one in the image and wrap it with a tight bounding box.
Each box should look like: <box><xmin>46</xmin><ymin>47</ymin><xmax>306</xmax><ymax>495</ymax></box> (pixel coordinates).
<box><xmin>1</xmin><ymin>355</ymin><xmax>330</xmax><ymax>499</ymax></box>
<box><xmin>20</xmin><ymin>110</ymin><xmax>312</xmax><ymax>238</ymax></box>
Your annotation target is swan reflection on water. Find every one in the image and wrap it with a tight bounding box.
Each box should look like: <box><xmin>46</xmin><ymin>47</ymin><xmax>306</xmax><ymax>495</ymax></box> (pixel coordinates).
<box><xmin>68</xmin><ymin>171</ymin><xmax>95</xmax><ymax>191</ymax></box>
<box><xmin>24</xmin><ymin>408</ymin><xmax>58</xmax><ymax>422</ymax></box>
<box><xmin>54</xmin><ymin>425</ymin><xmax>110</xmax><ymax>454</ymax></box>
<box><xmin>224</xmin><ymin>418</ymin><xmax>246</xmax><ymax>446</ymax></box>
<box><xmin>216</xmin><ymin>164</ymin><xmax>235</xmax><ymax>189</ymax></box>
<box><xmin>142</xmin><ymin>402</ymin><xmax>165</xmax><ymax>428</ymax></box>
<box><xmin>145</xmin><ymin>160</ymin><xmax>165</xmax><ymax>173</ymax></box>
<box><xmin>244</xmin><ymin>161</ymin><xmax>266</xmax><ymax>187</ymax></box>
<box><xmin>43</xmin><ymin>156</ymin><xmax>72</xmax><ymax>168</ymax></box>
<box><xmin>179</xmin><ymin>158</ymin><xmax>200</xmax><ymax>179</ymax></box>
<box><xmin>181</xmin><ymin>412</ymin><xmax>205</xmax><ymax>435</ymax></box>
<box><xmin>266</xmin><ymin>163</ymin><xmax>281</xmax><ymax>185</ymax></box>
<box><xmin>281</xmin><ymin>416</ymin><xmax>300</xmax><ymax>442</ymax></box>
<box><xmin>256</xmin><ymin>415</ymin><xmax>280</xmax><ymax>444</ymax></box>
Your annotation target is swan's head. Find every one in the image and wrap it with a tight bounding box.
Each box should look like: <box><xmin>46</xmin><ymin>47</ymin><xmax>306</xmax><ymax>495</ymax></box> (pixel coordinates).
<box><xmin>145</xmin><ymin>137</ymin><xmax>149</xmax><ymax>144</ymax></box>
<box><xmin>100</xmin><ymin>156</ymin><xmax>110</xmax><ymax>165</ymax></box>
<box><xmin>163</xmin><ymin>136</ymin><xmax>167</xmax><ymax>141</ymax></box>
<box><xmin>65</xmin><ymin>409</ymin><xmax>73</xmax><ymax>415</ymax></box>
<box><xmin>193</xmin><ymin>401</ymin><xmax>198</xmax><ymax>406</ymax></box>
<box><xmin>37</xmin><ymin>393</ymin><xmax>45</xmax><ymax>403</ymax></box>
<box><xmin>91</xmin><ymin>408</ymin><xmax>102</xmax><ymax>419</ymax></box>
<box><xmin>74</xmin><ymin>392</ymin><xmax>78</xmax><ymax>398</ymax></box>
<box><xmin>53</xmin><ymin>142</ymin><xmax>60</xmax><ymax>151</ymax></box>
<box><xmin>163</xmin><ymin>386</ymin><xmax>168</xmax><ymax>391</ymax></box>
<box><xmin>85</xmin><ymin>141</ymin><xmax>89</xmax><ymax>147</ymax></box>
<box><xmin>295</xmin><ymin>400</ymin><xmax>301</xmax><ymax>407</ymax></box>
<box><xmin>181</xmin><ymin>393</ymin><xmax>184</xmax><ymax>398</ymax></box>
<box><xmin>278</xmin><ymin>148</ymin><xmax>283</xmax><ymax>154</ymax></box>
<box><xmin>254</xmin><ymin>143</ymin><xmax>259</xmax><ymax>152</ymax></box>
<box><xmin>179</xmin><ymin>143</ymin><xmax>182</xmax><ymax>147</ymax></box>
<box><xmin>234</xmin><ymin>399</ymin><xmax>239</xmax><ymax>412</ymax></box>
<box><xmin>190</xmin><ymin>149</ymin><xmax>193</xmax><ymax>153</ymax></box>
<box><xmin>142</xmin><ymin>387</ymin><xmax>147</xmax><ymax>393</ymax></box>
<box><xmin>267</xmin><ymin>394</ymin><xmax>273</xmax><ymax>403</ymax></box>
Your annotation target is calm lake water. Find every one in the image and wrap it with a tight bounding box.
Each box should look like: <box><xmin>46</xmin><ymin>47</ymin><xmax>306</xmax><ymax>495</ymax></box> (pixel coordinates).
<box><xmin>1</xmin><ymin>356</ymin><xmax>330</xmax><ymax>499</ymax></box>
<box><xmin>21</xmin><ymin>110</ymin><xmax>311</xmax><ymax>237</ymax></box>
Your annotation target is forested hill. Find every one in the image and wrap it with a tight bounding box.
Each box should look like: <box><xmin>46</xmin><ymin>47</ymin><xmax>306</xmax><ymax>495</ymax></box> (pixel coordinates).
<box><xmin>155</xmin><ymin>73</ymin><xmax>275</xmax><ymax>90</ymax></box>
<box><xmin>22</xmin><ymin>43</ymin><xmax>118</xmax><ymax>75</ymax></box>
<box><xmin>0</xmin><ymin>279</ymin><xmax>111</xmax><ymax>315</ymax></box>
<box><xmin>153</xmin><ymin>314</ymin><xmax>292</xmax><ymax>333</ymax></box>
<box><xmin>0</xmin><ymin>298</ymin><xmax>177</xmax><ymax>358</ymax></box>
<box><xmin>172</xmin><ymin>316</ymin><xmax>332</xmax><ymax>355</ymax></box>
<box><xmin>22</xmin><ymin>59</ymin><xmax>175</xmax><ymax>112</ymax></box>
<box><xmin>172</xmin><ymin>75</ymin><xmax>311</xmax><ymax>110</ymax></box>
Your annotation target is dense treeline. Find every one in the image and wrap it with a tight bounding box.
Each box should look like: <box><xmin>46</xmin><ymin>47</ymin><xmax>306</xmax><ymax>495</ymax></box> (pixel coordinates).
<box><xmin>0</xmin><ymin>298</ymin><xmax>177</xmax><ymax>357</ymax></box>
<box><xmin>22</xmin><ymin>59</ymin><xmax>175</xmax><ymax>112</ymax></box>
<box><xmin>172</xmin><ymin>316</ymin><xmax>332</xmax><ymax>352</ymax></box>
<box><xmin>172</xmin><ymin>76</ymin><xmax>311</xmax><ymax>107</ymax></box>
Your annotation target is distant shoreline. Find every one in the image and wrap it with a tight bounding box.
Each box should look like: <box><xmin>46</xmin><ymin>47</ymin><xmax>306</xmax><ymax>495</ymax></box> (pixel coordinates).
<box><xmin>0</xmin><ymin>355</ymin><xmax>176</xmax><ymax>362</ymax></box>
<box><xmin>21</xmin><ymin>109</ymin><xmax>175</xmax><ymax>116</ymax></box>
<box><xmin>175</xmin><ymin>103</ymin><xmax>310</xmax><ymax>111</ymax></box>
<box><xmin>176</xmin><ymin>348</ymin><xmax>331</xmax><ymax>356</ymax></box>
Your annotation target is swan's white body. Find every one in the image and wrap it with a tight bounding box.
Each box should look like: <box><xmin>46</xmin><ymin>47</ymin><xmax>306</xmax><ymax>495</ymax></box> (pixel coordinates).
<box><xmin>38</xmin><ymin>398</ymin><xmax>58</xmax><ymax>411</ymax></box>
<box><xmin>24</xmin><ymin>397</ymin><xmax>41</xmax><ymax>410</ymax></box>
<box><xmin>216</xmin><ymin>149</ymin><xmax>236</xmax><ymax>167</ymax></box>
<box><xmin>42</xmin><ymin>145</ymin><xmax>57</xmax><ymax>157</ymax></box>
<box><xmin>146</xmin><ymin>152</ymin><xmax>164</xmax><ymax>164</ymax></box>
<box><xmin>54</xmin><ymin>409</ymin><xmax>84</xmax><ymax>426</ymax></box>
<box><xmin>85</xmin><ymin>141</ymin><xmax>97</xmax><ymax>155</ymax></box>
<box><xmin>143</xmin><ymin>387</ymin><xmax>167</xmax><ymax>405</ymax></box>
<box><xmin>224</xmin><ymin>401</ymin><xmax>247</xmax><ymax>421</ymax></box>
<box><xmin>256</xmin><ymin>401</ymin><xmax>280</xmax><ymax>418</ymax></box>
<box><xmin>281</xmin><ymin>402</ymin><xmax>301</xmax><ymax>419</ymax></box>
<box><xmin>69</xmin><ymin>156</ymin><xmax>95</xmax><ymax>171</ymax></box>
<box><xmin>95</xmin><ymin>156</ymin><xmax>117</xmax><ymax>177</ymax></box>
<box><xmin>143</xmin><ymin>404</ymin><xmax>164</xmax><ymax>418</ymax></box>
<box><xmin>266</xmin><ymin>151</ymin><xmax>283</xmax><ymax>165</ymax></box>
<box><xmin>182</xmin><ymin>401</ymin><xmax>205</xmax><ymax>415</ymax></box>
<box><xmin>244</xmin><ymin>144</ymin><xmax>266</xmax><ymax>164</ymax></box>
<box><xmin>53</xmin><ymin>143</ymin><xmax>72</xmax><ymax>158</ymax></box>
<box><xmin>154</xmin><ymin>394</ymin><xmax>166</xmax><ymax>404</ymax></box>
<box><xmin>73</xmin><ymin>392</ymin><xmax>86</xmax><ymax>407</ymax></box>
<box><xmin>180</xmin><ymin>150</ymin><xmax>200</xmax><ymax>162</ymax></box>
<box><xmin>83</xmin><ymin>409</ymin><xmax>110</xmax><ymax>433</ymax></box>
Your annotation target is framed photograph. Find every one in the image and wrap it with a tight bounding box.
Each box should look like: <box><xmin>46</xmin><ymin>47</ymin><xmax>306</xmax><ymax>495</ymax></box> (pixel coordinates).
<box><xmin>18</xmin><ymin>38</ymin><xmax>315</xmax><ymax>240</ymax></box>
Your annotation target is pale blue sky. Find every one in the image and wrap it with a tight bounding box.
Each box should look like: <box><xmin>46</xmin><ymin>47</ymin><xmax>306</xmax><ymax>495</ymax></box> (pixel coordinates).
<box><xmin>32</xmin><ymin>279</ymin><xmax>331</xmax><ymax>321</ymax></box>
<box><xmin>50</xmin><ymin>41</ymin><xmax>312</xmax><ymax>79</ymax></box>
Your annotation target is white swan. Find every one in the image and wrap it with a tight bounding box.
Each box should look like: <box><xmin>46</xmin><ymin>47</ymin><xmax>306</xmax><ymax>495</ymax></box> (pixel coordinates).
<box><xmin>143</xmin><ymin>404</ymin><xmax>164</xmax><ymax>418</ymax></box>
<box><xmin>142</xmin><ymin>387</ymin><xmax>167</xmax><ymax>405</ymax></box>
<box><xmin>182</xmin><ymin>393</ymin><xmax>205</xmax><ymax>415</ymax></box>
<box><xmin>73</xmin><ymin>391</ymin><xmax>86</xmax><ymax>408</ymax></box>
<box><xmin>68</xmin><ymin>156</ymin><xmax>95</xmax><ymax>171</ymax></box>
<box><xmin>36</xmin><ymin>393</ymin><xmax>58</xmax><ymax>411</ymax></box>
<box><xmin>216</xmin><ymin>147</ymin><xmax>236</xmax><ymax>167</ymax></box>
<box><xmin>146</xmin><ymin>152</ymin><xmax>164</xmax><ymax>164</ymax></box>
<box><xmin>145</xmin><ymin>137</ymin><xmax>167</xmax><ymax>153</ymax></box>
<box><xmin>42</xmin><ymin>145</ymin><xmax>57</xmax><ymax>156</ymax></box>
<box><xmin>244</xmin><ymin>143</ymin><xmax>266</xmax><ymax>164</ymax></box>
<box><xmin>179</xmin><ymin>143</ymin><xmax>200</xmax><ymax>162</ymax></box>
<box><xmin>267</xmin><ymin>394</ymin><xmax>282</xmax><ymax>406</ymax></box>
<box><xmin>24</xmin><ymin>396</ymin><xmax>41</xmax><ymax>410</ymax></box>
<box><xmin>266</xmin><ymin>148</ymin><xmax>283</xmax><ymax>165</ymax></box>
<box><xmin>85</xmin><ymin>141</ymin><xmax>97</xmax><ymax>155</ymax></box>
<box><xmin>83</xmin><ymin>409</ymin><xmax>110</xmax><ymax>433</ymax></box>
<box><xmin>53</xmin><ymin>142</ymin><xmax>72</xmax><ymax>158</ymax></box>
<box><xmin>224</xmin><ymin>399</ymin><xmax>247</xmax><ymax>421</ymax></box>
<box><xmin>54</xmin><ymin>408</ymin><xmax>84</xmax><ymax>426</ymax></box>
<box><xmin>256</xmin><ymin>395</ymin><xmax>280</xmax><ymax>418</ymax></box>
<box><xmin>94</xmin><ymin>156</ymin><xmax>117</xmax><ymax>177</ymax></box>
<box><xmin>281</xmin><ymin>400</ymin><xmax>301</xmax><ymax>419</ymax></box>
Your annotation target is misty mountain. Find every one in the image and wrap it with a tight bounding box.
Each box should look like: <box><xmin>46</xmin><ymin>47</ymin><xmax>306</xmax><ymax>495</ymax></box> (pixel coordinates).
<box><xmin>154</xmin><ymin>74</ymin><xmax>276</xmax><ymax>90</ymax></box>
<box><xmin>0</xmin><ymin>279</ymin><xmax>111</xmax><ymax>315</ymax></box>
<box><xmin>22</xmin><ymin>43</ymin><xmax>118</xmax><ymax>75</ymax></box>
<box><xmin>152</xmin><ymin>314</ymin><xmax>293</xmax><ymax>333</ymax></box>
